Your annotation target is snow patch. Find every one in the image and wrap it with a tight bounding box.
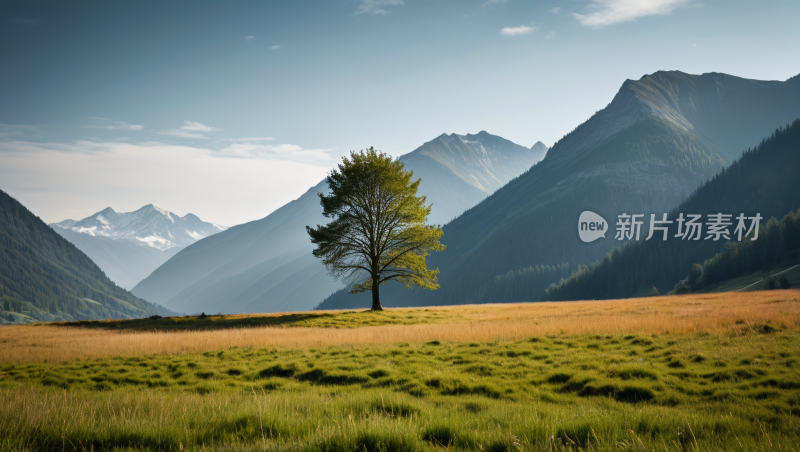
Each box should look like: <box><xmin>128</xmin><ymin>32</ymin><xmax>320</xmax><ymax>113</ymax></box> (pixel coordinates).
<box><xmin>135</xmin><ymin>235</ymin><xmax>174</xmax><ymax>250</ymax></box>
<box><xmin>153</xmin><ymin>205</ymin><xmax>175</xmax><ymax>223</ymax></box>
<box><xmin>73</xmin><ymin>226</ymin><xmax>98</xmax><ymax>236</ymax></box>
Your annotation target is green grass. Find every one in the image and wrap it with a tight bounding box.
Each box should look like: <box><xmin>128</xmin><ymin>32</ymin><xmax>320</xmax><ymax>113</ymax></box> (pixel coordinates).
<box><xmin>690</xmin><ymin>264</ymin><xmax>800</xmax><ymax>294</ymax></box>
<box><xmin>2</xmin><ymin>326</ymin><xmax>800</xmax><ymax>450</ymax></box>
<box><xmin>51</xmin><ymin>308</ymin><xmax>457</xmax><ymax>331</ymax></box>
<box><xmin>738</xmin><ymin>265</ymin><xmax>800</xmax><ymax>292</ymax></box>
<box><xmin>6</xmin><ymin>387</ymin><xmax>790</xmax><ymax>452</ymax></box>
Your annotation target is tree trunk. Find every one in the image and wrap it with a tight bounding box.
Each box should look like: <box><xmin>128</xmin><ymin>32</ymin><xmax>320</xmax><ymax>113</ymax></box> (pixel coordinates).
<box><xmin>371</xmin><ymin>279</ymin><xmax>383</xmax><ymax>311</ymax></box>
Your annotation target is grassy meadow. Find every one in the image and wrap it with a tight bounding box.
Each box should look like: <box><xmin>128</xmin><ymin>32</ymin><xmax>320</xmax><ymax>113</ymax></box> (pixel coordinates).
<box><xmin>1</xmin><ymin>290</ymin><xmax>799</xmax><ymax>451</ymax></box>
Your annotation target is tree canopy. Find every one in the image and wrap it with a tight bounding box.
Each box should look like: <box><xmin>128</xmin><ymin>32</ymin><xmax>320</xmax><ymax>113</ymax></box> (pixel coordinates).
<box><xmin>306</xmin><ymin>147</ymin><xmax>445</xmax><ymax>310</ymax></box>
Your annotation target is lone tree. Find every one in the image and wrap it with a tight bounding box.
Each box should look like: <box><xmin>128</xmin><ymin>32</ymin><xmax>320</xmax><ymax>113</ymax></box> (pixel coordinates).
<box><xmin>306</xmin><ymin>147</ymin><xmax>445</xmax><ymax>311</ymax></box>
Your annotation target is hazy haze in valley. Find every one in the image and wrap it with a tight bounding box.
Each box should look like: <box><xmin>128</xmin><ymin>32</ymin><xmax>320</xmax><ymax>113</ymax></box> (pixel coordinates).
<box><xmin>131</xmin><ymin>131</ymin><xmax>545</xmax><ymax>314</ymax></box>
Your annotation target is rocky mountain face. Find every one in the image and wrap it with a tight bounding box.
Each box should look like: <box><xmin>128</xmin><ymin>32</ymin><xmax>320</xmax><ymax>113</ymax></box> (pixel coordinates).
<box><xmin>50</xmin><ymin>205</ymin><xmax>225</xmax><ymax>289</ymax></box>
<box><xmin>131</xmin><ymin>132</ymin><xmax>546</xmax><ymax>314</ymax></box>
<box><xmin>316</xmin><ymin>70</ymin><xmax>800</xmax><ymax>310</ymax></box>
<box><xmin>400</xmin><ymin>132</ymin><xmax>547</xmax><ymax>224</ymax></box>
<box><xmin>411</xmin><ymin>131</ymin><xmax>548</xmax><ymax>194</ymax></box>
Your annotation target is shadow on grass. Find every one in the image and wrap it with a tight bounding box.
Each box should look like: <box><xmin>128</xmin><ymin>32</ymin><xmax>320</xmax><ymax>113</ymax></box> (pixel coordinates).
<box><xmin>51</xmin><ymin>309</ymin><xmax>449</xmax><ymax>331</ymax></box>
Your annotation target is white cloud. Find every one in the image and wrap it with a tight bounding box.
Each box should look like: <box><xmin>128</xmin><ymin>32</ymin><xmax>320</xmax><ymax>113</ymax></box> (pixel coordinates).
<box><xmin>180</xmin><ymin>121</ymin><xmax>220</xmax><ymax>132</ymax></box>
<box><xmin>245</xmin><ymin>35</ymin><xmax>255</xmax><ymax>41</ymax></box>
<box><xmin>86</xmin><ymin>118</ymin><xmax>143</xmax><ymax>131</ymax></box>
<box><xmin>500</xmin><ymin>25</ymin><xmax>534</xmax><ymax>36</ymax></box>
<box><xmin>573</xmin><ymin>0</ymin><xmax>692</xmax><ymax>28</ymax></box>
<box><xmin>222</xmin><ymin>137</ymin><xmax>274</xmax><ymax>142</ymax></box>
<box><xmin>355</xmin><ymin>0</ymin><xmax>404</xmax><ymax>15</ymax></box>
<box><xmin>271</xmin><ymin>45</ymin><xmax>281</xmax><ymax>50</ymax></box>
<box><xmin>483</xmin><ymin>0</ymin><xmax>507</xmax><ymax>6</ymax></box>
<box><xmin>159</xmin><ymin>121</ymin><xmax>221</xmax><ymax>139</ymax></box>
<box><xmin>551</xmin><ymin>7</ymin><xmax>561</xmax><ymax>13</ymax></box>
<box><xmin>546</xmin><ymin>31</ymin><xmax>556</xmax><ymax>38</ymax></box>
<box><xmin>0</xmin><ymin>140</ymin><xmax>332</xmax><ymax>226</ymax></box>
<box><xmin>219</xmin><ymin>142</ymin><xmax>337</xmax><ymax>166</ymax></box>
<box><xmin>161</xmin><ymin>130</ymin><xmax>208</xmax><ymax>139</ymax></box>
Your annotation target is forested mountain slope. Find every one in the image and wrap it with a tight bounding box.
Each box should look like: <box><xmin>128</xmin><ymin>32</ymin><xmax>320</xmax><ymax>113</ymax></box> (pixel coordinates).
<box><xmin>132</xmin><ymin>132</ymin><xmax>545</xmax><ymax>314</ymax></box>
<box><xmin>542</xmin><ymin>119</ymin><xmax>800</xmax><ymax>301</ymax></box>
<box><xmin>0</xmin><ymin>190</ymin><xmax>173</xmax><ymax>324</ymax></box>
<box><xmin>672</xmin><ymin>208</ymin><xmax>800</xmax><ymax>295</ymax></box>
<box><xmin>317</xmin><ymin>70</ymin><xmax>800</xmax><ymax>310</ymax></box>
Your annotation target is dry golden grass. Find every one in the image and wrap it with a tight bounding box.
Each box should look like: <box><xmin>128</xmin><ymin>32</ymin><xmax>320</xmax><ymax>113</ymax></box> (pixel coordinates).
<box><xmin>2</xmin><ymin>289</ymin><xmax>798</xmax><ymax>364</ymax></box>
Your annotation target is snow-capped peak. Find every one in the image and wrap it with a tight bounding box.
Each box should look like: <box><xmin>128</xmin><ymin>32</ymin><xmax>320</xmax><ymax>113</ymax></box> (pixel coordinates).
<box><xmin>50</xmin><ymin>205</ymin><xmax>227</xmax><ymax>250</ymax></box>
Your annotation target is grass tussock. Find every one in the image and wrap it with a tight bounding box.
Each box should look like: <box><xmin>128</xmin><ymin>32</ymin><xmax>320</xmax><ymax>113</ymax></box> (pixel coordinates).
<box><xmin>1</xmin><ymin>383</ymin><xmax>799</xmax><ymax>452</ymax></box>
<box><xmin>0</xmin><ymin>290</ymin><xmax>799</xmax><ymax>450</ymax></box>
<box><xmin>1</xmin><ymin>328</ymin><xmax>800</xmax><ymax>449</ymax></box>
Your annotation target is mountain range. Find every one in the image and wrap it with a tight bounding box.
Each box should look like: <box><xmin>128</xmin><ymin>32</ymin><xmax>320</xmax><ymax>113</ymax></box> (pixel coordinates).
<box><xmin>541</xmin><ymin>119</ymin><xmax>800</xmax><ymax>301</ymax></box>
<box><xmin>5</xmin><ymin>69</ymin><xmax>798</xmax><ymax>323</ymax></box>
<box><xmin>131</xmin><ymin>132</ymin><xmax>547</xmax><ymax>314</ymax></box>
<box><xmin>0</xmin><ymin>190</ymin><xmax>173</xmax><ymax>324</ymax></box>
<box><xmin>50</xmin><ymin>205</ymin><xmax>225</xmax><ymax>289</ymax></box>
<box><xmin>317</xmin><ymin>70</ymin><xmax>800</xmax><ymax>309</ymax></box>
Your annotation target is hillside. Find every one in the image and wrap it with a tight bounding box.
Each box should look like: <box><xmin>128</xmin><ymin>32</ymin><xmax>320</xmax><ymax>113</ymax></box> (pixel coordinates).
<box><xmin>51</xmin><ymin>229</ymin><xmax>182</xmax><ymax>289</ymax></box>
<box><xmin>0</xmin><ymin>190</ymin><xmax>174</xmax><ymax>324</ymax></box>
<box><xmin>131</xmin><ymin>132</ymin><xmax>546</xmax><ymax>314</ymax></box>
<box><xmin>672</xmin><ymin>209</ymin><xmax>800</xmax><ymax>294</ymax></box>
<box><xmin>317</xmin><ymin>70</ymin><xmax>800</xmax><ymax>310</ymax></box>
<box><xmin>542</xmin><ymin>119</ymin><xmax>800</xmax><ymax>301</ymax></box>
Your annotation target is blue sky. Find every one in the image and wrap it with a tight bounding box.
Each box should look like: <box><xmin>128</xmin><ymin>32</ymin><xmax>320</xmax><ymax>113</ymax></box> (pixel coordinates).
<box><xmin>1</xmin><ymin>0</ymin><xmax>798</xmax><ymax>226</ymax></box>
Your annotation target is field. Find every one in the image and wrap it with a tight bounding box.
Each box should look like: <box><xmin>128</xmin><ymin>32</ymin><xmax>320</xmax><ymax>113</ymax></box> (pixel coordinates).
<box><xmin>1</xmin><ymin>290</ymin><xmax>800</xmax><ymax>451</ymax></box>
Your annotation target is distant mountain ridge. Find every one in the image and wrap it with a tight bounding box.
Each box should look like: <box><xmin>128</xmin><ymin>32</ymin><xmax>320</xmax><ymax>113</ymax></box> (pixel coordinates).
<box><xmin>412</xmin><ymin>132</ymin><xmax>548</xmax><ymax>194</ymax></box>
<box><xmin>50</xmin><ymin>205</ymin><xmax>226</xmax><ymax>289</ymax></box>
<box><xmin>550</xmin><ymin>71</ymin><xmax>799</xmax><ymax>164</ymax></box>
<box><xmin>131</xmin><ymin>132</ymin><xmax>547</xmax><ymax>314</ymax></box>
<box><xmin>317</xmin><ymin>70</ymin><xmax>800</xmax><ymax>310</ymax></box>
<box><xmin>0</xmin><ymin>190</ymin><xmax>173</xmax><ymax>324</ymax></box>
<box><xmin>52</xmin><ymin>204</ymin><xmax>226</xmax><ymax>251</ymax></box>
<box><xmin>399</xmin><ymin>132</ymin><xmax>548</xmax><ymax>223</ymax></box>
